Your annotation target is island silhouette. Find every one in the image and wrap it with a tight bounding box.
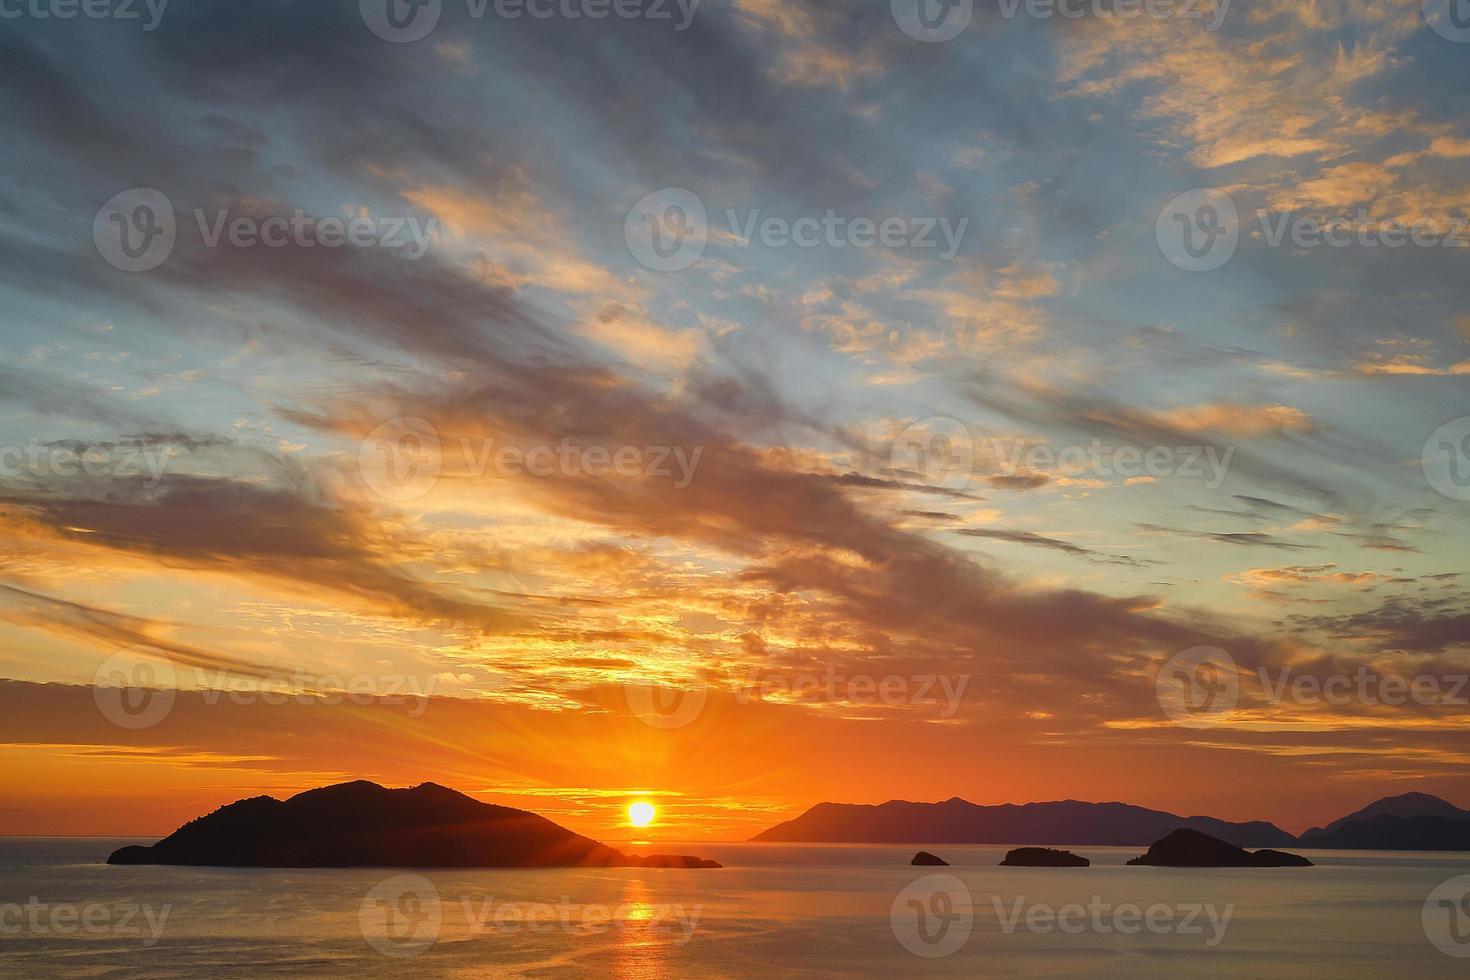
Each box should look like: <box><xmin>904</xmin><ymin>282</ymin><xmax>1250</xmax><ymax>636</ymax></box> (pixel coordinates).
<box><xmin>1127</xmin><ymin>829</ymin><xmax>1312</xmax><ymax>867</ymax></box>
<box><xmin>107</xmin><ymin>781</ymin><xmax>720</xmax><ymax>869</ymax></box>
<box><xmin>1001</xmin><ymin>847</ymin><xmax>1090</xmax><ymax>867</ymax></box>
<box><xmin>751</xmin><ymin>797</ymin><xmax>1295</xmax><ymax>847</ymax></box>
<box><xmin>1297</xmin><ymin>792</ymin><xmax>1470</xmax><ymax>850</ymax></box>
<box><xmin>751</xmin><ymin>791</ymin><xmax>1470</xmax><ymax>850</ymax></box>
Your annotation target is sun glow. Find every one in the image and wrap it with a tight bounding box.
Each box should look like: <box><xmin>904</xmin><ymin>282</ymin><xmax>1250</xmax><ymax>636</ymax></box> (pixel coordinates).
<box><xmin>627</xmin><ymin>800</ymin><xmax>656</xmax><ymax>827</ymax></box>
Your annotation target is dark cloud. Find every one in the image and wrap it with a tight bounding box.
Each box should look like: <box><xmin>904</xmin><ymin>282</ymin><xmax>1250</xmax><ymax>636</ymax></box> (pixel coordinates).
<box><xmin>957</xmin><ymin>527</ymin><xmax>1154</xmax><ymax>567</ymax></box>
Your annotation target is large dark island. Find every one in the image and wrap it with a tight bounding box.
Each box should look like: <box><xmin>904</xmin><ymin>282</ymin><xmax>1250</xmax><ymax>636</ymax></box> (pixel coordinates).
<box><xmin>107</xmin><ymin>780</ymin><xmax>720</xmax><ymax>869</ymax></box>
<box><xmin>1127</xmin><ymin>829</ymin><xmax>1312</xmax><ymax>868</ymax></box>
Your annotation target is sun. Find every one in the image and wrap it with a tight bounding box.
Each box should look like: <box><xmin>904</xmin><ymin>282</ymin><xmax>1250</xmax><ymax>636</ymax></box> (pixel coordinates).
<box><xmin>627</xmin><ymin>801</ymin><xmax>656</xmax><ymax>828</ymax></box>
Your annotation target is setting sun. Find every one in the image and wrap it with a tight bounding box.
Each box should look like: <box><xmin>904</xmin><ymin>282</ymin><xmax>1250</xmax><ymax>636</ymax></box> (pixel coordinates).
<box><xmin>627</xmin><ymin>801</ymin><xmax>656</xmax><ymax>828</ymax></box>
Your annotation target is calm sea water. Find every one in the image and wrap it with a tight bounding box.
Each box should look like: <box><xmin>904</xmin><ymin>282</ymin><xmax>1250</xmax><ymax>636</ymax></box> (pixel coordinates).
<box><xmin>3</xmin><ymin>838</ymin><xmax>1469</xmax><ymax>977</ymax></box>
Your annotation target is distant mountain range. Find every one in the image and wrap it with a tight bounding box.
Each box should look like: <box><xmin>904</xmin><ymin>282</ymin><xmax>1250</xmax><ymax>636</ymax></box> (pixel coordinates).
<box><xmin>108</xmin><ymin>781</ymin><xmax>720</xmax><ymax>869</ymax></box>
<box><xmin>751</xmin><ymin>791</ymin><xmax>1470</xmax><ymax>850</ymax></box>
<box><xmin>1298</xmin><ymin>792</ymin><xmax>1470</xmax><ymax>850</ymax></box>
<box><xmin>750</xmin><ymin>798</ymin><xmax>1296</xmax><ymax>848</ymax></box>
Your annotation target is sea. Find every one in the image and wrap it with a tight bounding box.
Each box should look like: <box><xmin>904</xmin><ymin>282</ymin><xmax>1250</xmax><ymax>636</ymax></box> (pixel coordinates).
<box><xmin>2</xmin><ymin>838</ymin><xmax>1469</xmax><ymax>977</ymax></box>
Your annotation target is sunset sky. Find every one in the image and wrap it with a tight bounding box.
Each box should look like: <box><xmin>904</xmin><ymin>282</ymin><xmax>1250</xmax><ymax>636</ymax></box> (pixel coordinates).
<box><xmin>1</xmin><ymin>0</ymin><xmax>1469</xmax><ymax>842</ymax></box>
